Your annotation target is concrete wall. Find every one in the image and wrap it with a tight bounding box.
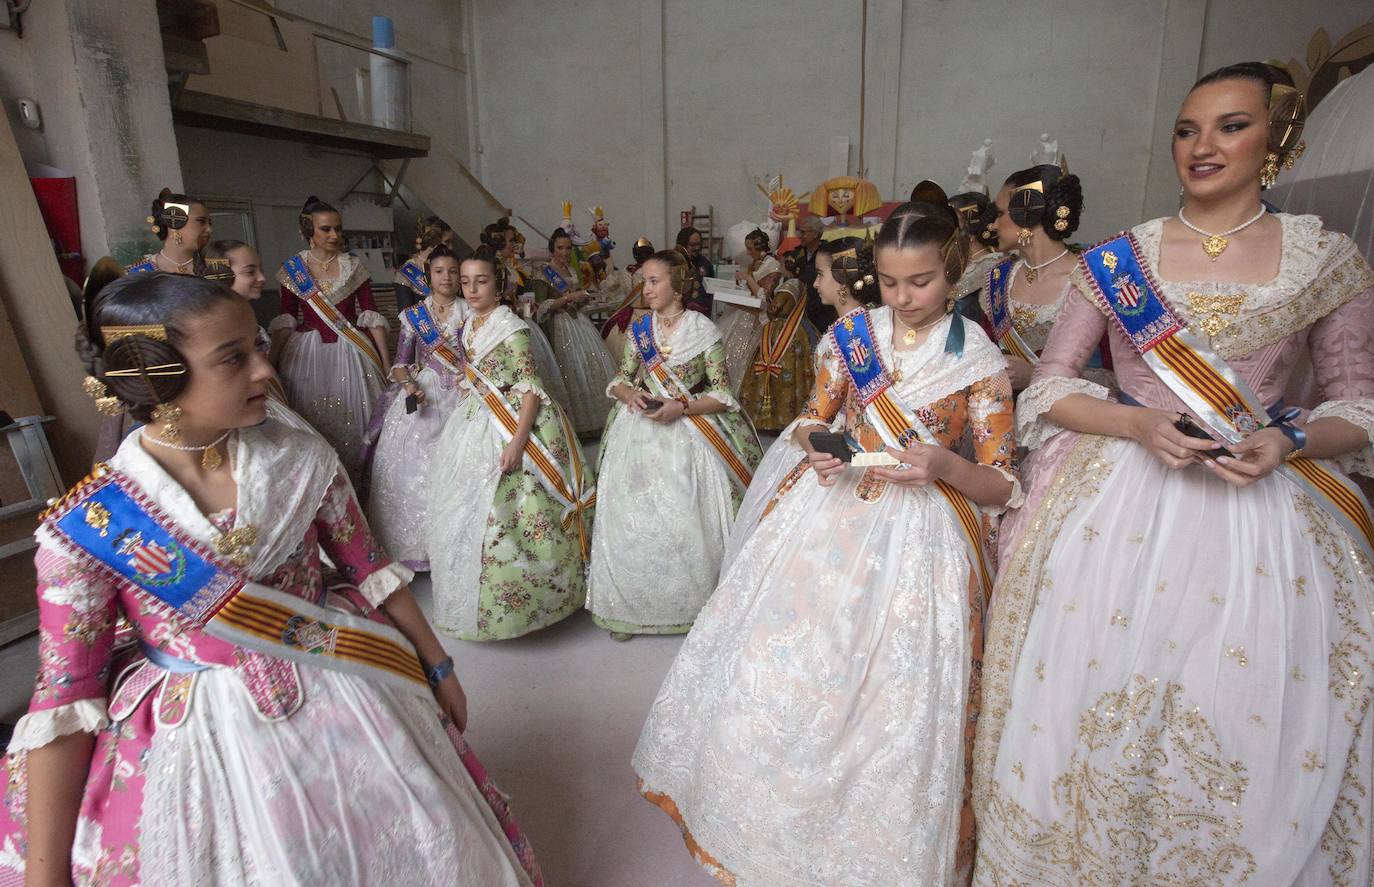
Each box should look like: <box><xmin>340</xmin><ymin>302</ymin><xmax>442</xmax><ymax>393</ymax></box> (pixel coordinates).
<box><xmin>470</xmin><ymin>0</ymin><xmax>1374</xmax><ymax>250</ymax></box>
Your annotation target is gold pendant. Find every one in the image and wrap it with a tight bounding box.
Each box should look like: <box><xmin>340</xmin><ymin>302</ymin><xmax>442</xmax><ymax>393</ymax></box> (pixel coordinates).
<box><xmin>1201</xmin><ymin>234</ymin><xmax>1228</xmax><ymax>260</ymax></box>
<box><xmin>902</xmin><ymin>329</ymin><xmax>917</xmax><ymax>345</ymax></box>
<box><xmin>1024</xmin><ymin>266</ymin><xmax>1037</xmax><ymax>284</ymax></box>
<box><xmin>213</xmin><ymin>525</ymin><xmax>258</xmax><ymax>566</ymax></box>
<box><xmin>201</xmin><ymin>444</ymin><xmax>223</xmax><ymax>471</ymax></box>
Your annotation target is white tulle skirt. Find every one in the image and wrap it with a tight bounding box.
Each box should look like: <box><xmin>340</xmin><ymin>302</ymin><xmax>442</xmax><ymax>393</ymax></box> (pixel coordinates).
<box><xmin>586</xmin><ymin>407</ymin><xmax>736</xmax><ymax>632</ymax></box>
<box><xmin>719</xmin><ymin>416</ymin><xmax>814</xmax><ymax>577</ymax></box>
<box><xmin>134</xmin><ymin>666</ymin><xmax>532</xmax><ymax>887</ymax></box>
<box><xmin>548</xmin><ymin>311</ymin><xmax>616</xmax><ymax>435</ymax></box>
<box><xmin>366</xmin><ymin>367</ymin><xmax>463</xmax><ymax>570</ymax></box>
<box><xmin>974</xmin><ymin>437</ymin><xmax>1374</xmax><ymax>885</ymax></box>
<box><xmin>278</xmin><ymin>330</ymin><xmax>385</xmax><ymax>481</ymax></box>
<box><xmin>716</xmin><ymin>306</ymin><xmax>764</xmax><ymax>394</ymax></box>
<box><xmin>634</xmin><ymin>460</ymin><xmax>976</xmax><ymax>885</ymax></box>
<box><xmin>523</xmin><ymin>317</ymin><xmax>572</xmax><ymax>413</ymax></box>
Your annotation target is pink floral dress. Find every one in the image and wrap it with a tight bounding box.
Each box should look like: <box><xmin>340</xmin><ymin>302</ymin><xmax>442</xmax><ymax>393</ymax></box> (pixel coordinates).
<box><xmin>0</xmin><ymin>421</ymin><xmax>542</xmax><ymax>886</ymax></box>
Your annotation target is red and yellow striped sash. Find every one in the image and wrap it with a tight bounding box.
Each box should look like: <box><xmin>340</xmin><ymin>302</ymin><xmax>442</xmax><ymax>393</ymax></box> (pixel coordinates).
<box><xmin>305</xmin><ymin>291</ymin><xmax>386</xmax><ymax>375</ymax></box>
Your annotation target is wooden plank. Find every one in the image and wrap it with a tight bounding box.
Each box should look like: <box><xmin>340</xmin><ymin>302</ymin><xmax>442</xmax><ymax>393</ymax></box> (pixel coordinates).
<box><xmin>173</xmin><ymin>90</ymin><xmax>429</xmax><ymax>159</ymax></box>
<box><xmin>0</xmin><ymin>114</ymin><xmax>98</xmax><ymax>485</ymax></box>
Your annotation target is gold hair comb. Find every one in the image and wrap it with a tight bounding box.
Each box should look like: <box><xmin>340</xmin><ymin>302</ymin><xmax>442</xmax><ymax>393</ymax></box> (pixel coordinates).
<box><xmin>102</xmin><ymin>324</ymin><xmax>169</xmax><ymax>342</ymax></box>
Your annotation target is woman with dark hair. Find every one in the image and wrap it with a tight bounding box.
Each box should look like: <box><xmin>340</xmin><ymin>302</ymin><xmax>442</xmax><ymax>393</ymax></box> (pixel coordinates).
<box><xmin>718</xmin><ymin>227</ymin><xmax>777</xmax><ymax>392</ymax></box>
<box><xmin>588</xmin><ymin>249</ymin><xmax>761</xmax><ymax>640</ymax></box>
<box><xmin>974</xmin><ymin>63</ymin><xmax>1374</xmax><ymax>884</ymax></box>
<box><xmin>635</xmin><ymin>195</ymin><xmax>1017</xmax><ymax>884</ymax></box>
<box><xmin>531</xmin><ymin>227</ymin><xmax>617</xmax><ymax>436</ymax></box>
<box><xmin>270</xmin><ymin>196</ymin><xmax>389</xmax><ymax>481</ymax></box>
<box><xmin>981</xmin><ymin>164</ymin><xmax>1114</xmax><ymax>394</ymax></box>
<box><xmin>0</xmin><ymin>271</ymin><xmax>542</xmax><ymax>886</ymax></box>
<box><xmin>426</xmin><ymin>246</ymin><xmax>593</xmax><ymax>641</ymax></box>
<box><xmin>364</xmin><ymin>243</ymin><xmax>469</xmax><ymax>570</ymax></box>
<box><xmin>675</xmin><ymin>225</ymin><xmax>715</xmax><ymax>314</ymax></box>
<box><xmin>946</xmin><ymin>189</ymin><xmax>1006</xmax><ymax>322</ymax></box>
<box><xmin>393</xmin><ymin>215</ymin><xmax>454</xmax><ymax>311</ymax></box>
<box><xmin>739</xmin><ymin>244</ymin><xmax>815</xmax><ymax>431</ymax></box>
<box><xmin>126</xmin><ymin>188</ymin><xmax>214</xmax><ymax>276</ymax></box>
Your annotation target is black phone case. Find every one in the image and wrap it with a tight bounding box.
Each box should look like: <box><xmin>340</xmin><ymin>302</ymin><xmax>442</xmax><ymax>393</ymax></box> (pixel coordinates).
<box><xmin>405</xmin><ymin>394</ymin><xmax>419</xmax><ymax>414</ymax></box>
<box><xmin>808</xmin><ymin>431</ymin><xmax>853</xmax><ymax>463</ymax></box>
<box><xmin>643</xmin><ymin>398</ymin><xmax>665</xmax><ymax>410</ymax></box>
<box><xmin>1174</xmin><ymin>415</ymin><xmax>1234</xmax><ymax>458</ymax></box>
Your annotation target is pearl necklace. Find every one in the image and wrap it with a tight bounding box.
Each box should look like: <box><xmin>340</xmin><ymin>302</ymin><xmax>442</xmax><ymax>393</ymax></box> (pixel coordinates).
<box><xmin>141</xmin><ymin>428</ymin><xmax>232</xmax><ymax>471</ymax></box>
<box><xmin>1177</xmin><ymin>206</ymin><xmax>1266</xmax><ymax>261</ymax></box>
<box><xmin>1019</xmin><ymin>249</ymin><xmax>1069</xmax><ymax>284</ymax></box>
<box><xmin>158</xmin><ymin>251</ymin><xmax>195</xmax><ymax>272</ymax></box>
<box><xmin>656</xmin><ymin>308</ymin><xmax>685</xmax><ymax>355</ymax></box>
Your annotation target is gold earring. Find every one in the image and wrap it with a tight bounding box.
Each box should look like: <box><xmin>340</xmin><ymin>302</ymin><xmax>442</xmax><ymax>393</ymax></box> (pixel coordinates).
<box><xmin>152</xmin><ymin>402</ymin><xmax>183</xmax><ymax>441</ymax></box>
<box><xmin>174</xmin><ymin>230</ymin><xmax>184</xmax><ymax>246</ymax></box>
<box><xmin>1260</xmin><ymin>152</ymin><xmax>1281</xmax><ymax>188</ymax></box>
<box><xmin>82</xmin><ymin>376</ymin><xmax>123</xmax><ymax>416</ymax></box>
<box><xmin>1017</xmin><ymin>227</ymin><xmax>1033</xmax><ymax>247</ymax></box>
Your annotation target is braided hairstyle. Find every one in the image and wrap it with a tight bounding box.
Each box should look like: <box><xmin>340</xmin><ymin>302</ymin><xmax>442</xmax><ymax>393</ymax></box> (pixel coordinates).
<box><xmin>298</xmin><ymin>195</ymin><xmax>341</xmax><ymax>241</ymax></box>
<box><xmin>816</xmin><ymin>236</ymin><xmax>877</xmax><ymax>303</ymax></box>
<box><xmin>947</xmin><ymin>191</ymin><xmax>1000</xmax><ymax>247</ymax></box>
<box><xmin>876</xmin><ymin>193</ymin><xmax>970</xmax><ymax>285</ymax></box>
<box><xmin>1003</xmin><ymin>165</ymin><xmax>1083</xmax><ymax>241</ymax></box>
<box><xmin>463</xmin><ymin>244</ymin><xmax>509</xmax><ymax>295</ymax></box>
<box><xmin>76</xmin><ymin>271</ymin><xmax>240</xmax><ymax>421</ymax></box>
<box><xmin>148</xmin><ymin>187</ymin><xmax>204</xmax><ymax>242</ymax></box>
<box><xmin>646</xmin><ymin>248</ymin><xmax>692</xmax><ymax>297</ymax></box>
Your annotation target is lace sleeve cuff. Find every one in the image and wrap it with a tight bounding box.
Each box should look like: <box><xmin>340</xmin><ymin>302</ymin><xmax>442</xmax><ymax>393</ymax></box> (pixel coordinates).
<box><xmin>1309</xmin><ymin>399</ymin><xmax>1374</xmax><ymax>478</ymax></box>
<box><xmin>982</xmin><ymin>464</ymin><xmax>1025</xmax><ymax>515</ymax></box>
<box><xmin>358</xmin><ymin>562</ymin><xmax>415</xmax><ymax>607</ymax></box>
<box><xmin>510</xmin><ymin>380</ymin><xmax>552</xmax><ymax>410</ymax></box>
<box><xmin>268</xmin><ymin>313</ymin><xmax>298</xmax><ymax>336</ymax></box>
<box><xmin>9</xmin><ymin>700</ymin><xmax>109</xmax><ymax>753</ymax></box>
<box><xmin>704</xmin><ymin>388</ymin><xmax>741</xmax><ymax>412</ymax></box>
<box><xmin>1015</xmin><ymin>375</ymin><xmax>1110</xmax><ymax>451</ymax></box>
<box><xmin>356</xmin><ymin>310</ymin><xmax>389</xmax><ymax>331</ymax></box>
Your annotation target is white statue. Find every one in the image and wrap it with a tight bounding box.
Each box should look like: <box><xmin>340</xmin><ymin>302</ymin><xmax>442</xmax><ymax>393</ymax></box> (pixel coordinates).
<box><xmin>1030</xmin><ymin>133</ymin><xmax>1060</xmax><ymax>168</ymax></box>
<box><xmin>958</xmin><ymin>139</ymin><xmax>995</xmax><ymax>194</ymax></box>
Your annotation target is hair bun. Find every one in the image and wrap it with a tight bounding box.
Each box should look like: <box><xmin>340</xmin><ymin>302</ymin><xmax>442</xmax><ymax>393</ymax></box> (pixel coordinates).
<box><xmin>1042</xmin><ymin>173</ymin><xmax>1083</xmax><ymax>241</ymax></box>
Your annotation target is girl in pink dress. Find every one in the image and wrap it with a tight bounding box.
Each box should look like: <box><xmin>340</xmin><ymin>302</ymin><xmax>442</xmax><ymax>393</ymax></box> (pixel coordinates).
<box><xmin>1</xmin><ymin>271</ymin><xmax>541</xmax><ymax>886</ymax></box>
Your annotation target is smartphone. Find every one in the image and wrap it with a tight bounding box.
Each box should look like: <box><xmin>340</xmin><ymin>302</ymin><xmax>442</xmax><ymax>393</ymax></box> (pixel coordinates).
<box><xmin>808</xmin><ymin>431</ymin><xmax>853</xmax><ymax>463</ymax></box>
<box><xmin>405</xmin><ymin>394</ymin><xmax>419</xmax><ymax>414</ymax></box>
<box><xmin>1174</xmin><ymin>414</ymin><xmax>1234</xmax><ymax>458</ymax></box>
<box><xmin>642</xmin><ymin>398</ymin><xmax>665</xmax><ymax>411</ymax></box>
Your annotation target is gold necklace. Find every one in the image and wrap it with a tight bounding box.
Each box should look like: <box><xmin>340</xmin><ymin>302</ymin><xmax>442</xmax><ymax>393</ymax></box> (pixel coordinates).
<box><xmin>309</xmin><ymin>249</ymin><xmax>340</xmax><ymax>271</ymax></box>
<box><xmin>895</xmin><ymin>311</ymin><xmax>944</xmax><ymax>345</ymax></box>
<box><xmin>1020</xmin><ymin>249</ymin><xmax>1069</xmax><ymax>284</ymax></box>
<box><xmin>656</xmin><ymin>309</ymin><xmax>685</xmax><ymax>355</ymax></box>
<box><xmin>1176</xmin><ymin>206</ymin><xmax>1266</xmax><ymax>261</ymax></box>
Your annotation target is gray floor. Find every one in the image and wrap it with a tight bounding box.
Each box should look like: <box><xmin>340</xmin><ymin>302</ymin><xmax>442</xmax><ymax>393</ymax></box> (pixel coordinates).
<box><xmin>0</xmin><ymin>576</ymin><xmax>718</xmax><ymax>886</ymax></box>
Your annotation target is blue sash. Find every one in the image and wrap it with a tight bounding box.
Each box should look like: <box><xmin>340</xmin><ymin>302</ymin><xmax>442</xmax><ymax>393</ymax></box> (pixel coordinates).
<box><xmin>398</xmin><ymin>260</ymin><xmax>430</xmax><ymax>296</ymax></box>
<box><xmin>403</xmin><ymin>301</ymin><xmax>465</xmax><ymax>374</ymax></box>
<box><xmin>50</xmin><ymin>471</ymin><xmax>242</xmax><ymax>626</ymax></box>
<box><xmin>1080</xmin><ymin>233</ymin><xmax>1374</xmax><ymax>564</ymax></box>
<box><xmin>631</xmin><ymin>313</ymin><xmax>662</xmax><ymax>368</ymax></box>
<box><xmin>542</xmin><ymin>264</ymin><xmax>571</xmax><ymax>293</ymax></box>
<box><xmin>125</xmin><ymin>257</ymin><xmax>157</xmax><ymax>275</ymax></box>
<box><xmin>43</xmin><ymin>466</ymin><xmax>430</xmax><ymax>690</ymax></box>
<box><xmin>984</xmin><ymin>258</ymin><xmax>1015</xmax><ymax>340</ymax></box>
<box><xmin>282</xmin><ymin>253</ymin><xmax>320</xmax><ymax>298</ymax></box>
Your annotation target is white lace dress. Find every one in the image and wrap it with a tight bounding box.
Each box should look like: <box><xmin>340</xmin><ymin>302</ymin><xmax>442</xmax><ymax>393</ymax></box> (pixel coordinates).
<box><xmin>365</xmin><ymin>297</ymin><xmax>468</xmax><ymax>569</ymax></box>
<box><xmin>634</xmin><ymin>309</ymin><xmax>1017</xmax><ymax>886</ymax></box>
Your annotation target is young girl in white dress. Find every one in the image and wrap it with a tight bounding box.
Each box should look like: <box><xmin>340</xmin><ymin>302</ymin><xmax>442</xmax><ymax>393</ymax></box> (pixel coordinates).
<box><xmin>634</xmin><ymin>198</ymin><xmax>1018</xmax><ymax>885</ymax></box>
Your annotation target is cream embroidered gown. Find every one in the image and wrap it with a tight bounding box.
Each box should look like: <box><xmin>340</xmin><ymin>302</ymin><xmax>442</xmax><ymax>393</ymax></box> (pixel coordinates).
<box><xmin>973</xmin><ymin>214</ymin><xmax>1374</xmax><ymax>885</ymax></box>
<box><xmin>635</xmin><ymin>308</ymin><xmax>1017</xmax><ymax>886</ymax></box>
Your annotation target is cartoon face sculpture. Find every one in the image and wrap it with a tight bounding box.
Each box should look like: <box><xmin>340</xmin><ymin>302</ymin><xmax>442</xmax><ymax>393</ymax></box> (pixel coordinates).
<box><xmin>827</xmin><ymin>187</ymin><xmax>856</xmax><ymax>217</ymax></box>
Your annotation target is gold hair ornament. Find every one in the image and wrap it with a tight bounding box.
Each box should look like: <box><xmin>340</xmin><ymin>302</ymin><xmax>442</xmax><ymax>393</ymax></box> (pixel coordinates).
<box><xmin>82</xmin><ymin>376</ymin><xmax>123</xmax><ymax>416</ymax></box>
<box><xmin>102</xmin><ymin>324</ymin><xmax>169</xmax><ymax>342</ymax></box>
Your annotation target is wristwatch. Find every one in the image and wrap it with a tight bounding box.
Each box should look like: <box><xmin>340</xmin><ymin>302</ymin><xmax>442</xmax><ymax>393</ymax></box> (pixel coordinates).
<box><xmin>426</xmin><ymin>655</ymin><xmax>455</xmax><ymax>688</ymax></box>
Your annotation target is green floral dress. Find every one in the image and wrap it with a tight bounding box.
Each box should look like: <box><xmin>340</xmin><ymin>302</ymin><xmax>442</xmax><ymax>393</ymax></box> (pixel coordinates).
<box><xmin>427</xmin><ymin>307</ymin><xmax>595</xmax><ymax>640</ymax></box>
<box><xmin>586</xmin><ymin>311</ymin><xmax>763</xmax><ymax>635</ymax></box>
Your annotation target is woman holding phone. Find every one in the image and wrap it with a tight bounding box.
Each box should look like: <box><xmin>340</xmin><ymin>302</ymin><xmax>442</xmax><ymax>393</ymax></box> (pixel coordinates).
<box><xmin>634</xmin><ymin>193</ymin><xmax>1017</xmax><ymax>885</ymax></box>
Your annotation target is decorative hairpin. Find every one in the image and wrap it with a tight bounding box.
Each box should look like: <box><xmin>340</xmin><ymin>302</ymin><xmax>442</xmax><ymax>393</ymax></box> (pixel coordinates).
<box><xmin>82</xmin><ymin>376</ymin><xmax>123</xmax><ymax>415</ymax></box>
<box><xmin>102</xmin><ymin>324</ymin><xmax>169</xmax><ymax>342</ymax></box>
